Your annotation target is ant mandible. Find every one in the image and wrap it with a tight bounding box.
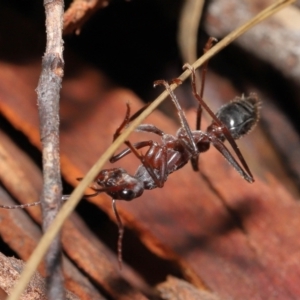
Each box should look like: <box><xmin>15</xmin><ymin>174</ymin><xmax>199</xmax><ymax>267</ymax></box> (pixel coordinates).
<box><xmin>0</xmin><ymin>38</ymin><xmax>260</xmax><ymax>269</ymax></box>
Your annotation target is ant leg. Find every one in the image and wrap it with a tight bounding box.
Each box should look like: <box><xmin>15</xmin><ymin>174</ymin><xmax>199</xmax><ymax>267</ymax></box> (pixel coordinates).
<box><xmin>111</xmin><ymin>102</ymin><xmax>166</xmax><ymax>163</ymax></box>
<box><xmin>124</xmin><ymin>140</ymin><xmax>168</xmax><ymax>188</ymax></box>
<box><xmin>111</xmin><ymin>113</ymin><xmax>166</xmax><ymax>163</ymax></box>
<box><xmin>208</xmin><ymin>134</ymin><xmax>253</xmax><ymax>183</ymax></box>
<box><xmin>111</xmin><ymin>124</ymin><xmax>166</xmax><ymax>163</ymax></box>
<box><xmin>196</xmin><ymin>37</ymin><xmax>218</xmax><ymax>131</ymax></box>
<box><xmin>184</xmin><ymin>38</ymin><xmax>217</xmax><ymax>171</ymax></box>
<box><xmin>110</xmin><ymin>140</ymin><xmax>155</xmax><ymax>163</ymax></box>
<box><xmin>135</xmin><ymin>124</ymin><xmax>165</xmax><ymax>136</ymax></box>
<box><xmin>113</xmin><ymin>117</ymin><xmax>169</xmax><ymax>187</ymax></box>
<box><xmin>112</xmin><ymin>199</ymin><xmax>124</xmax><ymax>269</ymax></box>
<box><xmin>113</xmin><ymin>102</ymin><xmax>131</xmax><ymax>142</ymax></box>
<box><xmin>113</xmin><ymin>102</ymin><xmax>165</xmax><ymax>140</ymax></box>
<box><xmin>128</xmin><ymin>102</ymin><xmax>151</xmax><ymax>122</ymax></box>
<box><xmin>154</xmin><ymin>80</ymin><xmax>198</xmax><ymax>156</ymax></box>
<box><xmin>109</xmin><ymin>102</ymin><xmax>132</xmax><ymax>161</ymax></box>
<box><xmin>184</xmin><ymin>64</ymin><xmax>224</xmax><ymax>127</ymax></box>
<box><xmin>111</xmin><ymin>93</ymin><xmax>169</xmax><ymax>186</ymax></box>
<box><xmin>190</xmin><ymin>155</ymin><xmax>200</xmax><ymax>171</ymax></box>
<box><xmin>183</xmin><ymin>64</ymin><xmax>253</xmax><ymax>181</ymax></box>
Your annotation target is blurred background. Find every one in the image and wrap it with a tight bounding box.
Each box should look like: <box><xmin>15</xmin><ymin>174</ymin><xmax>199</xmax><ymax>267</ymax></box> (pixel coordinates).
<box><xmin>0</xmin><ymin>0</ymin><xmax>300</xmax><ymax>299</ymax></box>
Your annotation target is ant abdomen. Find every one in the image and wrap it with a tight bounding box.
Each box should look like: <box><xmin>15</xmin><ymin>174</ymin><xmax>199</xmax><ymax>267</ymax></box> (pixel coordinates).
<box><xmin>214</xmin><ymin>93</ymin><xmax>260</xmax><ymax>140</ymax></box>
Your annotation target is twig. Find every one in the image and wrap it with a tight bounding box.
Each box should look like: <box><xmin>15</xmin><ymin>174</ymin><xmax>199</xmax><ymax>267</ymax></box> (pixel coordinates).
<box><xmin>35</xmin><ymin>0</ymin><xmax>65</xmax><ymax>300</ymax></box>
<box><xmin>6</xmin><ymin>0</ymin><xmax>295</xmax><ymax>299</ymax></box>
<box><xmin>156</xmin><ymin>276</ymin><xmax>221</xmax><ymax>300</ymax></box>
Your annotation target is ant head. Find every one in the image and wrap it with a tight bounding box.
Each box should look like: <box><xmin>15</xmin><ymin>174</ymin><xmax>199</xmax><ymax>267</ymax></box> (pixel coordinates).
<box><xmin>116</xmin><ymin>174</ymin><xmax>144</xmax><ymax>201</ymax></box>
<box><xmin>209</xmin><ymin>93</ymin><xmax>260</xmax><ymax>140</ymax></box>
<box><xmin>96</xmin><ymin>168</ymin><xmax>143</xmax><ymax>201</ymax></box>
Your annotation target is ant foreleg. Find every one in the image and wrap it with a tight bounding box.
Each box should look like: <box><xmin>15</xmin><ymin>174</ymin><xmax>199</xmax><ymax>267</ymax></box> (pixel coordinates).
<box><xmin>112</xmin><ymin>199</ymin><xmax>124</xmax><ymax>269</ymax></box>
<box><xmin>110</xmin><ymin>140</ymin><xmax>155</xmax><ymax>163</ymax></box>
<box><xmin>113</xmin><ymin>102</ymin><xmax>131</xmax><ymax>142</ymax></box>
<box><xmin>72</xmin><ymin>188</ymin><xmax>125</xmax><ymax>269</ymax></box>
<box><xmin>128</xmin><ymin>102</ymin><xmax>151</xmax><ymax>123</ymax></box>
<box><xmin>135</xmin><ymin>124</ymin><xmax>165</xmax><ymax>136</ymax></box>
<box><xmin>114</xmin><ymin>102</ymin><xmax>161</xmax><ymax>139</ymax></box>
<box><xmin>111</xmin><ymin>102</ymin><xmax>166</xmax><ymax>163</ymax></box>
<box><xmin>110</xmin><ymin>123</ymin><xmax>166</xmax><ymax>164</ymax></box>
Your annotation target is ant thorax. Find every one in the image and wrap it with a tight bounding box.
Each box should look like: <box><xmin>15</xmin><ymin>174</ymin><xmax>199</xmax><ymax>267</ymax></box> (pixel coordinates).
<box><xmin>161</xmin><ymin>133</ymin><xmax>177</xmax><ymax>143</ymax></box>
<box><xmin>134</xmin><ymin>165</ymin><xmax>160</xmax><ymax>190</ymax></box>
<box><xmin>133</xmin><ymin>133</ymin><xmax>193</xmax><ymax>190</ymax></box>
<box><xmin>176</xmin><ymin>127</ymin><xmax>210</xmax><ymax>154</ymax></box>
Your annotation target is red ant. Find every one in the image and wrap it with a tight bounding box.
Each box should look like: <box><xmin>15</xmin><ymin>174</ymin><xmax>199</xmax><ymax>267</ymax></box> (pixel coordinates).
<box><xmin>0</xmin><ymin>38</ymin><xmax>260</xmax><ymax>269</ymax></box>
<box><xmin>76</xmin><ymin>39</ymin><xmax>260</xmax><ymax>267</ymax></box>
<box><xmin>84</xmin><ymin>74</ymin><xmax>259</xmax><ymax>268</ymax></box>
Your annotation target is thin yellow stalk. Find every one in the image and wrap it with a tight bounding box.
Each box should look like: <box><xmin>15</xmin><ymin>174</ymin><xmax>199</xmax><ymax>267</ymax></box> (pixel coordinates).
<box><xmin>7</xmin><ymin>0</ymin><xmax>295</xmax><ymax>299</ymax></box>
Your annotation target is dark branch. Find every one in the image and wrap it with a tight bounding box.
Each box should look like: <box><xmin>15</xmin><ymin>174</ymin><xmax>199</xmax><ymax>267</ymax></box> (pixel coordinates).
<box><xmin>36</xmin><ymin>0</ymin><xmax>65</xmax><ymax>299</ymax></box>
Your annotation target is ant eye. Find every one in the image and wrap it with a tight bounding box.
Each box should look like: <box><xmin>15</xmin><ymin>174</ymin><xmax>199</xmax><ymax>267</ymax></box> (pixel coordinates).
<box><xmin>121</xmin><ymin>189</ymin><xmax>135</xmax><ymax>201</ymax></box>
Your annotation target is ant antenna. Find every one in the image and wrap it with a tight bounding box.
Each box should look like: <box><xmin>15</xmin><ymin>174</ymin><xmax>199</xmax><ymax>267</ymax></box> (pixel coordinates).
<box><xmin>0</xmin><ymin>195</ymin><xmax>71</xmax><ymax>210</ymax></box>
<box><xmin>0</xmin><ymin>201</ymin><xmax>41</xmax><ymax>209</ymax></box>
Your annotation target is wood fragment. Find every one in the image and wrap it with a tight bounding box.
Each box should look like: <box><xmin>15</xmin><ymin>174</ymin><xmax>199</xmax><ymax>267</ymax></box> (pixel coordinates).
<box><xmin>64</xmin><ymin>0</ymin><xmax>111</xmax><ymax>35</ymax></box>
<box><xmin>2</xmin><ymin>55</ymin><xmax>300</xmax><ymax>298</ymax></box>
<box><xmin>205</xmin><ymin>0</ymin><xmax>300</xmax><ymax>82</ymax></box>
<box><xmin>0</xmin><ymin>2</ymin><xmax>300</xmax><ymax>298</ymax></box>
<box><xmin>260</xmin><ymin>100</ymin><xmax>300</xmax><ymax>191</ymax></box>
<box><xmin>0</xmin><ymin>252</ymin><xmax>78</xmax><ymax>300</ymax></box>
<box><xmin>156</xmin><ymin>276</ymin><xmax>221</xmax><ymax>300</ymax></box>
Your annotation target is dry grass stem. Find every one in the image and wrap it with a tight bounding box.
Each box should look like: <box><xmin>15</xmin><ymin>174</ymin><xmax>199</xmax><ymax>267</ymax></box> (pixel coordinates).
<box><xmin>178</xmin><ymin>0</ymin><xmax>205</xmax><ymax>64</ymax></box>
<box><xmin>6</xmin><ymin>0</ymin><xmax>295</xmax><ymax>299</ymax></box>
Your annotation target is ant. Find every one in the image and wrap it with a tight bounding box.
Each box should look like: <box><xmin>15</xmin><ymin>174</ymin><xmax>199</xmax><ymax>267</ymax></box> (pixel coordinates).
<box><xmin>77</xmin><ymin>39</ymin><xmax>260</xmax><ymax>267</ymax></box>
<box><xmin>0</xmin><ymin>38</ymin><xmax>260</xmax><ymax>269</ymax></box>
